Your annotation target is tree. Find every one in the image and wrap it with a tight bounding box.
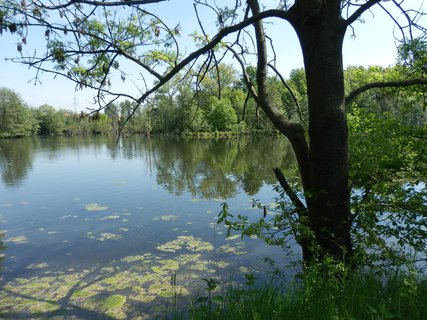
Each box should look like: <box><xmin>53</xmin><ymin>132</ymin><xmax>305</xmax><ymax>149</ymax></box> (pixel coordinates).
<box><xmin>1</xmin><ymin>0</ymin><xmax>426</xmax><ymax>265</ymax></box>
<box><xmin>35</xmin><ymin>104</ymin><xmax>66</xmax><ymax>135</ymax></box>
<box><xmin>0</xmin><ymin>87</ymin><xmax>37</xmax><ymax>137</ymax></box>
<box><xmin>207</xmin><ymin>97</ymin><xmax>238</xmax><ymax>131</ymax></box>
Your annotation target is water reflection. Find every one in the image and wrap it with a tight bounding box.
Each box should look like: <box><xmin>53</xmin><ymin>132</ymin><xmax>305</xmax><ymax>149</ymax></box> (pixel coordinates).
<box><xmin>0</xmin><ymin>137</ymin><xmax>38</xmax><ymax>188</ymax></box>
<box><xmin>0</xmin><ymin>135</ymin><xmax>298</xmax><ymax>317</ymax></box>
<box><xmin>0</xmin><ymin>230</ymin><xmax>4</xmax><ymax>271</ymax></box>
<box><xmin>0</xmin><ymin>135</ymin><xmax>297</xmax><ymax>199</ymax></box>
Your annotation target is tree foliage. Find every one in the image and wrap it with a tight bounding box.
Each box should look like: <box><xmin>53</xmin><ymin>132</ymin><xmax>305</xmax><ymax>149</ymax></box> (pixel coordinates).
<box><xmin>0</xmin><ymin>87</ymin><xmax>37</xmax><ymax>137</ymax></box>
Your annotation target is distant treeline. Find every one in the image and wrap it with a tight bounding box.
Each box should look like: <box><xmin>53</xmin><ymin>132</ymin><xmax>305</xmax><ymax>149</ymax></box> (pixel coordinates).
<box><xmin>1</xmin><ymin>64</ymin><xmax>425</xmax><ymax>138</ymax></box>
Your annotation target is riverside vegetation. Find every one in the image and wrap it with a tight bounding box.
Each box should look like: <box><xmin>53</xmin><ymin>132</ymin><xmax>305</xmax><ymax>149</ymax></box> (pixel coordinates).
<box><xmin>1</xmin><ymin>0</ymin><xmax>426</xmax><ymax>316</ymax></box>
<box><xmin>1</xmin><ymin>63</ymin><xmax>426</xmax><ymax>319</ymax></box>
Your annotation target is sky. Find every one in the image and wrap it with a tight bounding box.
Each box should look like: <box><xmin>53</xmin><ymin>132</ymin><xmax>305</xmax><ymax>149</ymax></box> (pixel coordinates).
<box><xmin>0</xmin><ymin>0</ymin><xmax>425</xmax><ymax>111</ymax></box>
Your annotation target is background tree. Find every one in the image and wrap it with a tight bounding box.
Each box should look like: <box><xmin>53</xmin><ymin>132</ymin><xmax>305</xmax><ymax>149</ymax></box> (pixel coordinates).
<box><xmin>1</xmin><ymin>0</ymin><xmax>426</xmax><ymax>266</ymax></box>
<box><xmin>35</xmin><ymin>104</ymin><xmax>66</xmax><ymax>135</ymax></box>
<box><xmin>207</xmin><ymin>97</ymin><xmax>238</xmax><ymax>131</ymax></box>
<box><xmin>0</xmin><ymin>87</ymin><xmax>37</xmax><ymax>137</ymax></box>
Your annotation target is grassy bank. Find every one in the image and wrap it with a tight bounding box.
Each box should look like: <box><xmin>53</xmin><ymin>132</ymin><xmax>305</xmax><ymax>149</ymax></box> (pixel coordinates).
<box><xmin>182</xmin><ymin>270</ymin><xmax>427</xmax><ymax>320</ymax></box>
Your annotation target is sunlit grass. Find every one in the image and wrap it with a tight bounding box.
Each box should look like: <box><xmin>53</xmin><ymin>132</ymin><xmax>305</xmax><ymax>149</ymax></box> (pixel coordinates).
<box><xmin>185</xmin><ymin>270</ymin><xmax>427</xmax><ymax>320</ymax></box>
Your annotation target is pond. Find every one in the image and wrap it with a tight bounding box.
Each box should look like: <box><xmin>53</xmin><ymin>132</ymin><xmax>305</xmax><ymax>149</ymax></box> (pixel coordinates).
<box><xmin>0</xmin><ymin>135</ymin><xmax>300</xmax><ymax>319</ymax></box>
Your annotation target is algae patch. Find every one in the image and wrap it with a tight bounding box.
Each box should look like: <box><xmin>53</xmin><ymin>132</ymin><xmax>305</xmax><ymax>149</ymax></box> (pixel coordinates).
<box><xmin>27</xmin><ymin>262</ymin><xmax>49</xmax><ymax>270</ymax></box>
<box><xmin>99</xmin><ymin>215</ymin><xmax>121</xmax><ymax>221</ymax></box>
<box><xmin>103</xmin><ymin>294</ymin><xmax>126</xmax><ymax>309</ymax></box>
<box><xmin>156</xmin><ymin>236</ymin><xmax>213</xmax><ymax>253</ymax></box>
<box><xmin>85</xmin><ymin>232</ymin><xmax>122</xmax><ymax>241</ymax></box>
<box><xmin>85</xmin><ymin>203</ymin><xmax>109</xmax><ymax>211</ymax></box>
<box><xmin>153</xmin><ymin>215</ymin><xmax>178</xmax><ymax>221</ymax></box>
<box><xmin>4</xmin><ymin>235</ymin><xmax>29</xmax><ymax>244</ymax></box>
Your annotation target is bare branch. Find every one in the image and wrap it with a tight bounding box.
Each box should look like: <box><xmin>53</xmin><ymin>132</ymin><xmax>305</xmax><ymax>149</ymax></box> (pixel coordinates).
<box><xmin>226</xmin><ymin>44</ymin><xmax>258</xmax><ymax>100</ymax></box>
<box><xmin>267</xmin><ymin>63</ymin><xmax>306</xmax><ymax>126</ymax></box>
<box><xmin>273</xmin><ymin>167</ymin><xmax>307</xmax><ymax>212</ymax></box>
<box><xmin>247</xmin><ymin>0</ymin><xmax>311</xmax><ymax>193</ymax></box>
<box><xmin>345</xmin><ymin>0</ymin><xmax>381</xmax><ymax>26</ymax></box>
<box><xmin>345</xmin><ymin>78</ymin><xmax>427</xmax><ymax>105</ymax></box>
<box><xmin>38</xmin><ymin>0</ymin><xmax>168</xmax><ymax>10</ymax></box>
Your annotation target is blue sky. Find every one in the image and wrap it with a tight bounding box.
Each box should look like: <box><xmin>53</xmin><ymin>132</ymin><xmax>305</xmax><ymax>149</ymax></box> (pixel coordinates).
<box><xmin>0</xmin><ymin>0</ymin><xmax>425</xmax><ymax>111</ymax></box>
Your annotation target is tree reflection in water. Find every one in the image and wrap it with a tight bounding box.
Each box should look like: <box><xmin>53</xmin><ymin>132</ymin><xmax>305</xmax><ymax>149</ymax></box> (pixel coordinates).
<box><xmin>0</xmin><ymin>135</ymin><xmax>298</xmax><ymax>199</ymax></box>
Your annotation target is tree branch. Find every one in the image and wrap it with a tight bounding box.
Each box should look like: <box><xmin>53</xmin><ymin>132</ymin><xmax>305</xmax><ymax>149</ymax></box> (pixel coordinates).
<box><xmin>345</xmin><ymin>0</ymin><xmax>381</xmax><ymax>26</ymax></box>
<box><xmin>247</xmin><ymin>0</ymin><xmax>311</xmax><ymax>192</ymax></box>
<box><xmin>273</xmin><ymin>167</ymin><xmax>307</xmax><ymax>213</ymax></box>
<box><xmin>38</xmin><ymin>0</ymin><xmax>168</xmax><ymax>10</ymax></box>
<box><xmin>345</xmin><ymin>78</ymin><xmax>427</xmax><ymax>105</ymax></box>
<box><xmin>267</xmin><ymin>63</ymin><xmax>306</xmax><ymax>126</ymax></box>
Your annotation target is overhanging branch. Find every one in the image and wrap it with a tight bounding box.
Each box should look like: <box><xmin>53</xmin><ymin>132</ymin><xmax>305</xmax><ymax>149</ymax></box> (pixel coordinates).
<box><xmin>345</xmin><ymin>0</ymin><xmax>382</xmax><ymax>26</ymax></box>
<box><xmin>345</xmin><ymin>78</ymin><xmax>427</xmax><ymax>105</ymax></box>
<box><xmin>39</xmin><ymin>0</ymin><xmax>168</xmax><ymax>10</ymax></box>
<box><xmin>267</xmin><ymin>63</ymin><xmax>306</xmax><ymax>126</ymax></box>
<box><xmin>273</xmin><ymin>167</ymin><xmax>307</xmax><ymax>213</ymax></box>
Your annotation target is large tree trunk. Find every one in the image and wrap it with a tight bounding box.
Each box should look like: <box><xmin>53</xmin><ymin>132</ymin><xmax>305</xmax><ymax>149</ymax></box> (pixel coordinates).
<box><xmin>291</xmin><ymin>2</ymin><xmax>354</xmax><ymax>262</ymax></box>
<box><xmin>248</xmin><ymin>0</ymin><xmax>353</xmax><ymax>263</ymax></box>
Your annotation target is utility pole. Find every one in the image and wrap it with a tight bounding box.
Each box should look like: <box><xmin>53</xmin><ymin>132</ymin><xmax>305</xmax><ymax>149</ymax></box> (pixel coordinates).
<box><xmin>73</xmin><ymin>95</ymin><xmax>79</xmax><ymax>113</ymax></box>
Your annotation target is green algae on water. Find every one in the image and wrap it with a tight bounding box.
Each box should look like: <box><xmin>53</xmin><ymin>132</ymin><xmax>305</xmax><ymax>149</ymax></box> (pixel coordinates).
<box><xmin>99</xmin><ymin>215</ymin><xmax>121</xmax><ymax>220</ymax></box>
<box><xmin>85</xmin><ymin>232</ymin><xmax>122</xmax><ymax>241</ymax></box>
<box><xmin>103</xmin><ymin>294</ymin><xmax>126</xmax><ymax>309</ymax></box>
<box><xmin>4</xmin><ymin>235</ymin><xmax>29</xmax><ymax>244</ymax></box>
<box><xmin>153</xmin><ymin>215</ymin><xmax>178</xmax><ymax>221</ymax></box>
<box><xmin>85</xmin><ymin>203</ymin><xmax>109</xmax><ymax>211</ymax></box>
<box><xmin>156</xmin><ymin>236</ymin><xmax>213</xmax><ymax>253</ymax></box>
<box><xmin>27</xmin><ymin>262</ymin><xmax>49</xmax><ymax>270</ymax></box>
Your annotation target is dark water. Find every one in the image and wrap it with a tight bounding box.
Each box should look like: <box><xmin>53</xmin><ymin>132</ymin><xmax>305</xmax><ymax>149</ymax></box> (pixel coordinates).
<box><xmin>0</xmin><ymin>135</ymin><xmax>299</xmax><ymax>318</ymax></box>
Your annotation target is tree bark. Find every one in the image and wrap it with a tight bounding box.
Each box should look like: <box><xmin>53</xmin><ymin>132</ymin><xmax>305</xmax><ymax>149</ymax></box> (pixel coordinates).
<box><xmin>290</xmin><ymin>1</ymin><xmax>354</xmax><ymax>262</ymax></box>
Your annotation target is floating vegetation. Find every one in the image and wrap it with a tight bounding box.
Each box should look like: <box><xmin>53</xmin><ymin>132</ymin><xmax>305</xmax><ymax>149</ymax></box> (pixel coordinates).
<box><xmin>156</xmin><ymin>236</ymin><xmax>214</xmax><ymax>253</ymax></box>
<box><xmin>27</xmin><ymin>262</ymin><xmax>49</xmax><ymax>270</ymax></box>
<box><xmin>119</xmin><ymin>228</ymin><xmax>129</xmax><ymax>232</ymax></box>
<box><xmin>153</xmin><ymin>215</ymin><xmax>178</xmax><ymax>221</ymax></box>
<box><xmin>4</xmin><ymin>235</ymin><xmax>29</xmax><ymax>244</ymax></box>
<box><xmin>239</xmin><ymin>266</ymin><xmax>251</xmax><ymax>273</ymax></box>
<box><xmin>0</xmin><ymin>203</ymin><xmax>13</xmax><ymax>207</ymax></box>
<box><xmin>226</xmin><ymin>234</ymin><xmax>241</xmax><ymax>241</ymax></box>
<box><xmin>218</xmin><ymin>243</ymin><xmax>246</xmax><ymax>255</ymax></box>
<box><xmin>99</xmin><ymin>215</ymin><xmax>121</xmax><ymax>221</ymax></box>
<box><xmin>85</xmin><ymin>232</ymin><xmax>122</xmax><ymax>241</ymax></box>
<box><xmin>190</xmin><ymin>198</ymin><xmax>203</xmax><ymax>203</ymax></box>
<box><xmin>121</xmin><ymin>254</ymin><xmax>151</xmax><ymax>263</ymax></box>
<box><xmin>103</xmin><ymin>294</ymin><xmax>126</xmax><ymax>310</ymax></box>
<box><xmin>58</xmin><ymin>215</ymin><xmax>73</xmax><ymax>220</ymax></box>
<box><xmin>85</xmin><ymin>203</ymin><xmax>109</xmax><ymax>211</ymax></box>
<box><xmin>0</xmin><ymin>232</ymin><xmax>259</xmax><ymax>319</ymax></box>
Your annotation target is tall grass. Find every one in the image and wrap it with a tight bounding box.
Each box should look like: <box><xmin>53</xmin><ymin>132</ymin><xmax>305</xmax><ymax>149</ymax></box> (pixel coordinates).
<box><xmin>184</xmin><ymin>269</ymin><xmax>427</xmax><ymax>320</ymax></box>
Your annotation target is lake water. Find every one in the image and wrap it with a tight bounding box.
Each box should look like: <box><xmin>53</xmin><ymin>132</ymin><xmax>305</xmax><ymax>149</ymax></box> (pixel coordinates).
<box><xmin>0</xmin><ymin>135</ymin><xmax>299</xmax><ymax>319</ymax></box>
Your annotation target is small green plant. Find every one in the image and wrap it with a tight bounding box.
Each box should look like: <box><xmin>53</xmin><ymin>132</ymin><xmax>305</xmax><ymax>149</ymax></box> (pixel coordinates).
<box><xmin>244</xmin><ymin>273</ymin><xmax>257</xmax><ymax>289</ymax></box>
<box><xmin>201</xmin><ymin>278</ymin><xmax>222</xmax><ymax>313</ymax></box>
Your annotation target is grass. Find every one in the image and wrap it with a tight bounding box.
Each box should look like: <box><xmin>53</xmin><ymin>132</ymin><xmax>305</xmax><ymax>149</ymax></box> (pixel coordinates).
<box><xmin>183</xmin><ymin>269</ymin><xmax>427</xmax><ymax>320</ymax></box>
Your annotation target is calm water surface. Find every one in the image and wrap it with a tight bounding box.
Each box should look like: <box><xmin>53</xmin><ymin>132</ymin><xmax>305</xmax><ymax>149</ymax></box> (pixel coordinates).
<box><xmin>0</xmin><ymin>135</ymin><xmax>299</xmax><ymax>318</ymax></box>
